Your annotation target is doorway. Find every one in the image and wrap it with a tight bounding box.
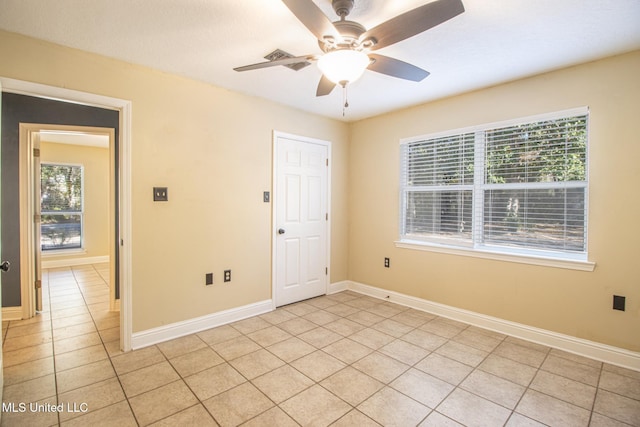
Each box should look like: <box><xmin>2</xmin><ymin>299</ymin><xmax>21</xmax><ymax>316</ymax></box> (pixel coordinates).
<box><xmin>20</xmin><ymin>124</ymin><xmax>117</xmax><ymax>322</ymax></box>
<box><xmin>272</xmin><ymin>131</ymin><xmax>331</xmax><ymax>307</ymax></box>
<box><xmin>0</xmin><ymin>78</ymin><xmax>132</xmax><ymax>351</ymax></box>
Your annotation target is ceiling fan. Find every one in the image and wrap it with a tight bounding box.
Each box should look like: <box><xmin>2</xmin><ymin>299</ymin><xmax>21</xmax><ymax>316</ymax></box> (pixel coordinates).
<box><xmin>234</xmin><ymin>0</ymin><xmax>465</xmax><ymax>97</ymax></box>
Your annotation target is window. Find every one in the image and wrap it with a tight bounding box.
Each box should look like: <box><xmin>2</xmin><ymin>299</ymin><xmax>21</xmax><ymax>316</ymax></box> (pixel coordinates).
<box><xmin>40</xmin><ymin>163</ymin><xmax>84</xmax><ymax>251</ymax></box>
<box><xmin>400</xmin><ymin>108</ymin><xmax>588</xmax><ymax>262</ymax></box>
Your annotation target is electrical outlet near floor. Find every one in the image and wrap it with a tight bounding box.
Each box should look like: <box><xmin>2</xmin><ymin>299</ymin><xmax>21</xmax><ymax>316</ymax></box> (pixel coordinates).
<box><xmin>384</xmin><ymin>257</ymin><xmax>390</xmax><ymax>268</ymax></box>
<box><xmin>613</xmin><ymin>295</ymin><xmax>626</xmax><ymax>311</ymax></box>
<box><xmin>224</xmin><ymin>270</ymin><xmax>231</xmax><ymax>282</ymax></box>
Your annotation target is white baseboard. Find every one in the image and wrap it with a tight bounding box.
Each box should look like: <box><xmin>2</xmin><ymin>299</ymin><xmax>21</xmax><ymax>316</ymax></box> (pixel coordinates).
<box><xmin>345</xmin><ymin>280</ymin><xmax>640</xmax><ymax>372</ymax></box>
<box><xmin>42</xmin><ymin>255</ymin><xmax>109</xmax><ymax>269</ymax></box>
<box><xmin>128</xmin><ymin>281</ymin><xmax>639</xmax><ymax>371</ymax></box>
<box><xmin>328</xmin><ymin>281</ymin><xmax>349</xmax><ymax>294</ymax></box>
<box><xmin>131</xmin><ymin>299</ymin><xmax>273</xmax><ymax>350</ymax></box>
<box><xmin>2</xmin><ymin>306</ymin><xmax>23</xmax><ymax>321</ymax></box>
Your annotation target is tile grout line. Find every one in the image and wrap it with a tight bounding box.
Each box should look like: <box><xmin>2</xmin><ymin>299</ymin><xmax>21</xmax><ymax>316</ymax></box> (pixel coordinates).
<box><xmin>361</xmin><ymin>317</ymin><xmax>446</xmax><ymax>422</ymax></box>
<box><xmin>83</xmin><ymin>264</ymin><xmax>142</xmax><ymax>426</ymax></box>
<box><xmin>394</xmin><ymin>316</ymin><xmax>459</xmax><ymax>425</ymax></box>
<box><xmin>293</xmin><ymin>302</ymin><xmax>461</xmax><ymax>424</ymax></box>
<box><xmin>429</xmin><ymin>322</ymin><xmax>484</xmax><ymax>425</ymax></box>
<box><xmin>44</xmin><ymin>267</ymin><xmax>62</xmax><ymax>426</ymax></box>
<box><xmin>153</xmin><ymin>335</ymin><xmax>220</xmax><ymax>426</ymax></box>
<box><xmin>10</xmin><ymin>281</ymin><xmax>637</xmax><ymax>426</ymax></box>
<box><xmin>179</xmin><ymin>299</ymin><xmax>631</xmax><ymax>424</ymax></box>
<box><xmin>501</xmin><ymin>339</ymin><xmax>551</xmax><ymax>426</ymax></box>
<box><xmin>587</xmin><ymin>361</ymin><xmax>605</xmax><ymax>427</ymax></box>
<box><xmin>83</xmin><ymin>264</ymin><xmax>142</xmax><ymax>427</ymax></box>
<box><xmin>228</xmin><ymin>321</ymin><xmax>315</xmax><ymax>425</ymax></box>
<box><xmin>527</xmin><ymin>348</ymin><xmax>606</xmax><ymax>420</ymax></box>
<box><xmin>48</xmin><ymin>265</ymin><xmax>136</xmax><ymax>426</ymax></box>
<box><xmin>204</xmin><ymin>304</ymin><xmax>449</xmax><ymax>425</ymax></box>
<box><xmin>235</xmin><ymin>316</ymin><xmax>363</xmax><ymax>426</ymax></box>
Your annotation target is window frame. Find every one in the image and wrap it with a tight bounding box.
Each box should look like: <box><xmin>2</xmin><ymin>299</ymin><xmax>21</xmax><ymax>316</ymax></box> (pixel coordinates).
<box><xmin>40</xmin><ymin>162</ymin><xmax>85</xmax><ymax>253</ymax></box>
<box><xmin>397</xmin><ymin>107</ymin><xmax>594</xmax><ymax>271</ymax></box>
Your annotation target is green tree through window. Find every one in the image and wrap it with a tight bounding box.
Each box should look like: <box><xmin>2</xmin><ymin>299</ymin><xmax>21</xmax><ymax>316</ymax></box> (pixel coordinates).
<box><xmin>400</xmin><ymin>109</ymin><xmax>588</xmax><ymax>258</ymax></box>
<box><xmin>41</xmin><ymin>164</ymin><xmax>83</xmax><ymax>250</ymax></box>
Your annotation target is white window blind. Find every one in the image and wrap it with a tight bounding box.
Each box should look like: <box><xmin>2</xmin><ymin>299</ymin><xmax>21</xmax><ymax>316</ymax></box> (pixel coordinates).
<box><xmin>400</xmin><ymin>132</ymin><xmax>475</xmax><ymax>244</ymax></box>
<box><xmin>400</xmin><ymin>108</ymin><xmax>588</xmax><ymax>259</ymax></box>
<box><xmin>41</xmin><ymin>163</ymin><xmax>84</xmax><ymax>251</ymax></box>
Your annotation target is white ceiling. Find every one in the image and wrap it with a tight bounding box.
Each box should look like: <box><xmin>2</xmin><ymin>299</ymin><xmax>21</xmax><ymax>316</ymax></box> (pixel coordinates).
<box><xmin>40</xmin><ymin>130</ymin><xmax>109</xmax><ymax>148</ymax></box>
<box><xmin>1</xmin><ymin>0</ymin><xmax>639</xmax><ymax>122</ymax></box>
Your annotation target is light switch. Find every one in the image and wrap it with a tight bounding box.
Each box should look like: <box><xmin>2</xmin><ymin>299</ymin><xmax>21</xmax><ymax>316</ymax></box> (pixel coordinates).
<box><xmin>153</xmin><ymin>187</ymin><xmax>168</xmax><ymax>201</ymax></box>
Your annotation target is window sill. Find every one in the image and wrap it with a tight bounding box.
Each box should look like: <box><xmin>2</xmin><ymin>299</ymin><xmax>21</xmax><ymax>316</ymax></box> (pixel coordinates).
<box><xmin>42</xmin><ymin>248</ymin><xmax>86</xmax><ymax>257</ymax></box>
<box><xmin>395</xmin><ymin>240</ymin><xmax>596</xmax><ymax>272</ymax></box>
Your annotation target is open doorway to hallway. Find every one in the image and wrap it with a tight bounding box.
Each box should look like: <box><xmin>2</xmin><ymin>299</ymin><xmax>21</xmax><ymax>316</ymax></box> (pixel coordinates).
<box><xmin>0</xmin><ymin>84</ymin><xmax>132</xmax><ymax>352</ymax></box>
<box><xmin>18</xmin><ymin>125</ymin><xmax>119</xmax><ymax>354</ymax></box>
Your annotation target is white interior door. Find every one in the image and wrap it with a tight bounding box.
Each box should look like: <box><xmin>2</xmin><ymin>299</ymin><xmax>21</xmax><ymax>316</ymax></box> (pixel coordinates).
<box><xmin>32</xmin><ymin>132</ymin><xmax>42</xmax><ymax>312</ymax></box>
<box><xmin>274</xmin><ymin>133</ymin><xmax>330</xmax><ymax>307</ymax></box>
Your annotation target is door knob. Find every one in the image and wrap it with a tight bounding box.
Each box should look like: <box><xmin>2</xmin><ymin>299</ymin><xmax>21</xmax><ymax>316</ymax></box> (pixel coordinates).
<box><xmin>0</xmin><ymin>261</ymin><xmax>10</xmax><ymax>273</ymax></box>
<box><xmin>278</xmin><ymin>228</ymin><xmax>286</xmax><ymax>235</ymax></box>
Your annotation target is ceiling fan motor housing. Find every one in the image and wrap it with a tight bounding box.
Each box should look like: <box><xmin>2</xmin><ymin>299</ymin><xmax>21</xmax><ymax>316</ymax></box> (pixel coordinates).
<box><xmin>335</xmin><ymin>20</ymin><xmax>365</xmax><ymax>43</ymax></box>
<box><xmin>332</xmin><ymin>0</ymin><xmax>355</xmax><ymax>18</ymax></box>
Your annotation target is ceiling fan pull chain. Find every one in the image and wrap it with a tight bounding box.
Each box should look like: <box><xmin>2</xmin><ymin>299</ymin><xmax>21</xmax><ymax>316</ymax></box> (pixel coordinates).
<box><xmin>342</xmin><ymin>84</ymin><xmax>349</xmax><ymax>117</ymax></box>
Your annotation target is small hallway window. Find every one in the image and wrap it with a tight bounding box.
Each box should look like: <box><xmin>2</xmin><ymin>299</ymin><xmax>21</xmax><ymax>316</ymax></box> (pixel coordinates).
<box><xmin>41</xmin><ymin>163</ymin><xmax>84</xmax><ymax>251</ymax></box>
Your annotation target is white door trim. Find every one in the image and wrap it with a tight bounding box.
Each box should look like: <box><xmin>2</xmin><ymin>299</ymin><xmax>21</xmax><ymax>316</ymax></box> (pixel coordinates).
<box><xmin>0</xmin><ymin>79</ymin><xmax>4</xmax><ymax>409</ymax></box>
<box><xmin>20</xmin><ymin>124</ymin><xmax>116</xmax><ymax>316</ymax></box>
<box><xmin>271</xmin><ymin>131</ymin><xmax>331</xmax><ymax>308</ymax></box>
<box><xmin>0</xmin><ymin>77</ymin><xmax>133</xmax><ymax>352</ymax></box>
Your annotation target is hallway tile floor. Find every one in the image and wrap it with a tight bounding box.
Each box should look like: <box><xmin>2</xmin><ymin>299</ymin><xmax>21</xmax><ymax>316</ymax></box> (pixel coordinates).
<box><xmin>2</xmin><ymin>265</ymin><xmax>639</xmax><ymax>426</ymax></box>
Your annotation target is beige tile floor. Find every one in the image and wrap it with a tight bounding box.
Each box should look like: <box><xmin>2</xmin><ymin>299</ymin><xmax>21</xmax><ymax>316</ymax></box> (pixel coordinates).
<box><xmin>2</xmin><ymin>265</ymin><xmax>639</xmax><ymax>426</ymax></box>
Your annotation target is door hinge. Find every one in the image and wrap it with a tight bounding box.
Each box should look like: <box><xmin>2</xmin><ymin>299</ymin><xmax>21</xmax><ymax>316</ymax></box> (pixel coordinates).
<box><xmin>325</xmin><ymin>267</ymin><xmax>328</xmax><ymax>275</ymax></box>
<box><xmin>33</xmin><ymin>148</ymin><xmax>40</xmax><ymax>157</ymax></box>
<box><xmin>35</xmin><ymin>279</ymin><xmax>42</xmax><ymax>289</ymax></box>
<box><xmin>326</xmin><ymin>213</ymin><xmax>328</xmax><ymax>221</ymax></box>
<box><xmin>34</xmin><ymin>214</ymin><xmax>41</xmax><ymax>223</ymax></box>
<box><xmin>326</xmin><ymin>158</ymin><xmax>329</xmax><ymax>166</ymax></box>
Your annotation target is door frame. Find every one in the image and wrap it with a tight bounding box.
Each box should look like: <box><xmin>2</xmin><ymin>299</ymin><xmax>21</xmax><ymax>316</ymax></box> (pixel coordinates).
<box><xmin>1</xmin><ymin>77</ymin><xmax>133</xmax><ymax>351</ymax></box>
<box><xmin>271</xmin><ymin>130</ymin><xmax>332</xmax><ymax>308</ymax></box>
<box><xmin>20</xmin><ymin>124</ymin><xmax>116</xmax><ymax>317</ymax></box>
<box><xmin>1</xmin><ymin>79</ymin><xmax>4</xmax><ymax>412</ymax></box>
<box><xmin>18</xmin><ymin>124</ymin><xmax>40</xmax><ymax>318</ymax></box>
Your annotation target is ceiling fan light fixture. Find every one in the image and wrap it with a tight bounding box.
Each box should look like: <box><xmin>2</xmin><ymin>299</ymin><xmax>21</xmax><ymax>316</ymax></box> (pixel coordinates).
<box><xmin>317</xmin><ymin>49</ymin><xmax>369</xmax><ymax>85</ymax></box>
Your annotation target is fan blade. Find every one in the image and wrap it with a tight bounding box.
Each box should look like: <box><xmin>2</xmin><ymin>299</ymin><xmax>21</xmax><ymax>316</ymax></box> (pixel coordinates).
<box><xmin>234</xmin><ymin>54</ymin><xmax>318</xmax><ymax>72</ymax></box>
<box><xmin>367</xmin><ymin>54</ymin><xmax>430</xmax><ymax>82</ymax></box>
<box><xmin>316</xmin><ymin>75</ymin><xmax>336</xmax><ymax>96</ymax></box>
<box><xmin>362</xmin><ymin>0</ymin><xmax>464</xmax><ymax>51</ymax></box>
<box><xmin>282</xmin><ymin>0</ymin><xmax>341</xmax><ymax>42</ymax></box>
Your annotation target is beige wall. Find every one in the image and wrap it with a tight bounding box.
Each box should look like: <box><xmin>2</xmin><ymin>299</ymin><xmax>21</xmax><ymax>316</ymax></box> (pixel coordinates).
<box><xmin>0</xmin><ymin>31</ymin><xmax>350</xmax><ymax>332</ymax></box>
<box><xmin>349</xmin><ymin>50</ymin><xmax>640</xmax><ymax>351</ymax></box>
<box><xmin>40</xmin><ymin>141</ymin><xmax>110</xmax><ymax>262</ymax></box>
<box><xmin>2</xmin><ymin>29</ymin><xmax>638</xmax><ymax>353</ymax></box>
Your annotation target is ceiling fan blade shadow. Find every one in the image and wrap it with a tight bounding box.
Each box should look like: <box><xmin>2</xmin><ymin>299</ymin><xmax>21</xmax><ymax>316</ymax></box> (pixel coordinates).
<box><xmin>316</xmin><ymin>75</ymin><xmax>336</xmax><ymax>96</ymax></box>
<box><xmin>234</xmin><ymin>54</ymin><xmax>318</xmax><ymax>72</ymax></box>
<box><xmin>368</xmin><ymin>54</ymin><xmax>430</xmax><ymax>82</ymax></box>
<box><xmin>362</xmin><ymin>0</ymin><xmax>464</xmax><ymax>51</ymax></box>
<box><xmin>282</xmin><ymin>0</ymin><xmax>341</xmax><ymax>42</ymax></box>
